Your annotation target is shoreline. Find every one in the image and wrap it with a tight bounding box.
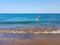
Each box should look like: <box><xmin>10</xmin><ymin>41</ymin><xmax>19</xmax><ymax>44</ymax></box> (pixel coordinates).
<box><xmin>0</xmin><ymin>29</ymin><xmax>60</xmax><ymax>34</ymax></box>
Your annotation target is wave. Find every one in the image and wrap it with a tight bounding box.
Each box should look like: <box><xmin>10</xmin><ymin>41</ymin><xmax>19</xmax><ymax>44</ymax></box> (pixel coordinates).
<box><xmin>0</xmin><ymin>21</ymin><xmax>39</xmax><ymax>24</ymax></box>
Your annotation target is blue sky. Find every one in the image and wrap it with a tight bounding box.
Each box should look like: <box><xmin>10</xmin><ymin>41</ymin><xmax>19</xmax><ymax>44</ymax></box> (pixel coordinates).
<box><xmin>0</xmin><ymin>0</ymin><xmax>60</xmax><ymax>13</ymax></box>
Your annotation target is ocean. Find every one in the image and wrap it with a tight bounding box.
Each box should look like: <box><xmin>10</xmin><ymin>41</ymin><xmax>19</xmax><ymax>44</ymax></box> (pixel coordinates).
<box><xmin>0</xmin><ymin>14</ymin><xmax>60</xmax><ymax>43</ymax></box>
<box><xmin>0</xmin><ymin>14</ymin><xmax>60</xmax><ymax>30</ymax></box>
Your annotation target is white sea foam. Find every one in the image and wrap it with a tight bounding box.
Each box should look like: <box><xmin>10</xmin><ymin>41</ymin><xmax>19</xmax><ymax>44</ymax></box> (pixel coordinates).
<box><xmin>41</xmin><ymin>30</ymin><xmax>60</xmax><ymax>34</ymax></box>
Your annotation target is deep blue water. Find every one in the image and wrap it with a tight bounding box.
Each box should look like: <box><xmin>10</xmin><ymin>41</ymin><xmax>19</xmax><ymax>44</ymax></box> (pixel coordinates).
<box><xmin>0</xmin><ymin>14</ymin><xmax>60</xmax><ymax>30</ymax></box>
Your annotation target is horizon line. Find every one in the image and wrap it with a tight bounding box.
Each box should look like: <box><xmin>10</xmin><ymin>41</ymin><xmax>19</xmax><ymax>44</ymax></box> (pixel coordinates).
<box><xmin>0</xmin><ymin>13</ymin><xmax>60</xmax><ymax>14</ymax></box>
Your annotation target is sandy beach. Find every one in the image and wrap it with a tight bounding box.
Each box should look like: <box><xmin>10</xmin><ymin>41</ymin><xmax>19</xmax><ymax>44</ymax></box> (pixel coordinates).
<box><xmin>0</xmin><ymin>34</ymin><xmax>60</xmax><ymax>45</ymax></box>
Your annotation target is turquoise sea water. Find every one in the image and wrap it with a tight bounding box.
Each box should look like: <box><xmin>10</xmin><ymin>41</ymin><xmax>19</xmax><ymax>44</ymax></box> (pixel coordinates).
<box><xmin>0</xmin><ymin>14</ymin><xmax>60</xmax><ymax>30</ymax></box>
<box><xmin>0</xmin><ymin>14</ymin><xmax>60</xmax><ymax>38</ymax></box>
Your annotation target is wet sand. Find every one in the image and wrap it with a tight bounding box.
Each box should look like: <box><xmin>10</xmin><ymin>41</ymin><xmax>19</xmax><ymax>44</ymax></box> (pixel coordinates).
<box><xmin>0</xmin><ymin>34</ymin><xmax>60</xmax><ymax>45</ymax></box>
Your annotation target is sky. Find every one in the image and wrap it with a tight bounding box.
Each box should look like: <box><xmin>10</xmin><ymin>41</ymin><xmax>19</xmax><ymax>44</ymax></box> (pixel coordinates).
<box><xmin>0</xmin><ymin>0</ymin><xmax>60</xmax><ymax>13</ymax></box>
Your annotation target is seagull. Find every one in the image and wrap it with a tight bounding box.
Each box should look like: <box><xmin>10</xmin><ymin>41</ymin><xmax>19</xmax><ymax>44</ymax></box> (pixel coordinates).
<box><xmin>36</xmin><ymin>16</ymin><xmax>39</xmax><ymax>21</ymax></box>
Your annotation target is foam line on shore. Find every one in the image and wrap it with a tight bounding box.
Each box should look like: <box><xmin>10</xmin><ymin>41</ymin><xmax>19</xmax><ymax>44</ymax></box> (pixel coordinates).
<box><xmin>0</xmin><ymin>30</ymin><xmax>60</xmax><ymax>34</ymax></box>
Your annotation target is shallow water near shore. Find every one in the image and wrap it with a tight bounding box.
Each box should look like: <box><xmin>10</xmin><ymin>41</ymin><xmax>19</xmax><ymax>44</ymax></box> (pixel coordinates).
<box><xmin>0</xmin><ymin>33</ymin><xmax>60</xmax><ymax>39</ymax></box>
<box><xmin>0</xmin><ymin>34</ymin><xmax>60</xmax><ymax>45</ymax></box>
